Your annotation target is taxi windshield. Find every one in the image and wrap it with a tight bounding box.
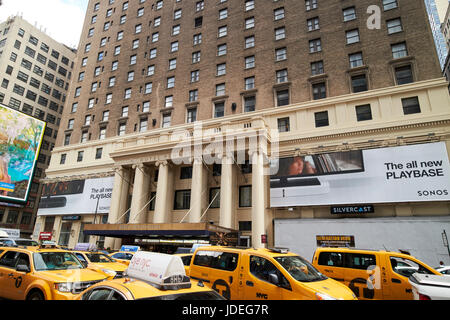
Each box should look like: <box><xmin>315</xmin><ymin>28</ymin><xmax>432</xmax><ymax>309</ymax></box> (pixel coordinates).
<box><xmin>275</xmin><ymin>255</ymin><xmax>327</xmax><ymax>282</ymax></box>
<box><xmin>86</xmin><ymin>253</ymin><xmax>114</xmax><ymax>263</ymax></box>
<box><xmin>33</xmin><ymin>252</ymin><xmax>84</xmax><ymax>271</ymax></box>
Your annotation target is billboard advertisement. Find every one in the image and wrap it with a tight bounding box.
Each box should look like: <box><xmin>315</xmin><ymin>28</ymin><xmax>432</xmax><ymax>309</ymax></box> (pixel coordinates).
<box><xmin>0</xmin><ymin>103</ymin><xmax>46</xmax><ymax>204</ymax></box>
<box><xmin>270</xmin><ymin>142</ymin><xmax>450</xmax><ymax>207</ymax></box>
<box><xmin>37</xmin><ymin>176</ymin><xmax>114</xmax><ymax>216</ymax></box>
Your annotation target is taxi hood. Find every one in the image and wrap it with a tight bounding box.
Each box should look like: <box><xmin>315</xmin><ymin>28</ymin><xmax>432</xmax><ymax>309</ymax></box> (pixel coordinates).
<box><xmin>37</xmin><ymin>268</ymin><xmax>107</xmax><ymax>283</ymax></box>
<box><xmin>300</xmin><ymin>278</ymin><xmax>357</xmax><ymax>300</ymax></box>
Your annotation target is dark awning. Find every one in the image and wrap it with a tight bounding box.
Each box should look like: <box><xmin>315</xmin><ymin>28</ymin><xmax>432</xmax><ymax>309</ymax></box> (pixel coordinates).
<box><xmin>83</xmin><ymin>222</ymin><xmax>238</xmax><ymax>240</ymax></box>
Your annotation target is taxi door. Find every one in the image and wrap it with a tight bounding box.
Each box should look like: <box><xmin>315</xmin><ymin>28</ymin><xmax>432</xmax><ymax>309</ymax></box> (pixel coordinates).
<box><xmin>190</xmin><ymin>250</ymin><xmax>240</xmax><ymax>300</ymax></box>
<box><xmin>241</xmin><ymin>254</ymin><xmax>283</xmax><ymax>300</ymax></box>
<box><xmin>0</xmin><ymin>251</ymin><xmax>33</xmax><ymax>299</ymax></box>
<box><xmin>5</xmin><ymin>252</ymin><xmax>34</xmax><ymax>300</ymax></box>
<box><xmin>384</xmin><ymin>254</ymin><xmax>415</xmax><ymax>300</ymax></box>
<box><xmin>343</xmin><ymin>252</ymin><xmax>383</xmax><ymax>300</ymax></box>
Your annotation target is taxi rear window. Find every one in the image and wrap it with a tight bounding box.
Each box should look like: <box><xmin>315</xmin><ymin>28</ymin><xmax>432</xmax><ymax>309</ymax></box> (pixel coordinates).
<box><xmin>192</xmin><ymin>250</ymin><xmax>238</xmax><ymax>271</ymax></box>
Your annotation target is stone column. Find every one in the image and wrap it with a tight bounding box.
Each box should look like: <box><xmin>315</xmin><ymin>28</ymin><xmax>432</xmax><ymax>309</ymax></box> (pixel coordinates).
<box><xmin>129</xmin><ymin>164</ymin><xmax>150</xmax><ymax>224</ymax></box>
<box><xmin>189</xmin><ymin>157</ymin><xmax>207</xmax><ymax>223</ymax></box>
<box><xmin>251</xmin><ymin>151</ymin><xmax>266</xmax><ymax>249</ymax></box>
<box><xmin>219</xmin><ymin>154</ymin><xmax>235</xmax><ymax>229</ymax></box>
<box><xmin>153</xmin><ymin>160</ymin><xmax>171</xmax><ymax>223</ymax></box>
<box><xmin>104</xmin><ymin>166</ymin><xmax>130</xmax><ymax>250</ymax></box>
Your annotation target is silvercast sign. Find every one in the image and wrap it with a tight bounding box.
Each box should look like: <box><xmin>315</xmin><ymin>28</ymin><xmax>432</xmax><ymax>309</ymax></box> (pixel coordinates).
<box><xmin>330</xmin><ymin>205</ymin><xmax>374</xmax><ymax>214</ymax></box>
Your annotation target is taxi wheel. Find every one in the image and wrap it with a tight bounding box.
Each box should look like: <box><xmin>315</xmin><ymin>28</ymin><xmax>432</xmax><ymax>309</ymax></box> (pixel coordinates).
<box><xmin>26</xmin><ymin>290</ymin><xmax>45</xmax><ymax>300</ymax></box>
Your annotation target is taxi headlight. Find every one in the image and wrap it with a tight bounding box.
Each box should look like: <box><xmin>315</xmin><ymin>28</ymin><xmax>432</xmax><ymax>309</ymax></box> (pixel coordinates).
<box><xmin>101</xmin><ymin>268</ymin><xmax>117</xmax><ymax>276</ymax></box>
<box><xmin>55</xmin><ymin>282</ymin><xmax>74</xmax><ymax>293</ymax></box>
<box><xmin>315</xmin><ymin>292</ymin><xmax>337</xmax><ymax>300</ymax></box>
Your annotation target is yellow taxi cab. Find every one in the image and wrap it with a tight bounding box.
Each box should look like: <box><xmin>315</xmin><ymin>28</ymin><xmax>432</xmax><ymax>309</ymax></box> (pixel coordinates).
<box><xmin>189</xmin><ymin>246</ymin><xmax>357</xmax><ymax>300</ymax></box>
<box><xmin>108</xmin><ymin>245</ymin><xmax>139</xmax><ymax>266</ymax></box>
<box><xmin>173</xmin><ymin>253</ymin><xmax>193</xmax><ymax>275</ymax></box>
<box><xmin>73</xmin><ymin>251</ymin><xmax>128</xmax><ymax>279</ymax></box>
<box><xmin>312</xmin><ymin>247</ymin><xmax>442</xmax><ymax>300</ymax></box>
<box><xmin>0</xmin><ymin>244</ymin><xmax>108</xmax><ymax>300</ymax></box>
<box><xmin>75</xmin><ymin>251</ymin><xmax>225</xmax><ymax>300</ymax></box>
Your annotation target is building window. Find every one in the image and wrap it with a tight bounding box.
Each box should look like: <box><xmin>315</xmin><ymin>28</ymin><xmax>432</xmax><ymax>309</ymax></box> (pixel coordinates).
<box><xmin>276</xmin><ymin>69</ymin><xmax>288</xmax><ymax>83</ymax></box>
<box><xmin>165</xmin><ymin>95</ymin><xmax>173</xmax><ymax>108</ymax></box>
<box><xmin>307</xmin><ymin>17</ymin><xmax>320</xmax><ymax>31</ymax></box>
<box><xmin>192</xmin><ymin>51</ymin><xmax>201</xmax><ymax>63</ymax></box>
<box><xmin>239</xmin><ymin>186</ymin><xmax>252</xmax><ymax>207</ymax></box>
<box><xmin>275</xmin><ymin>27</ymin><xmax>285</xmax><ymax>40</ymax></box>
<box><xmin>217</xmin><ymin>43</ymin><xmax>227</xmax><ymax>56</ymax></box>
<box><xmin>189</xmin><ymin>89</ymin><xmax>198</xmax><ymax>102</ymax></box>
<box><xmin>216</xmin><ymin>63</ymin><xmax>226</xmax><ymax>76</ymax></box>
<box><xmin>245</xmin><ymin>36</ymin><xmax>255</xmax><ymax>49</ymax></box>
<box><xmin>311</xmin><ymin>61</ymin><xmax>324</xmax><ymax>75</ymax></box>
<box><xmin>245</xmin><ymin>77</ymin><xmax>255</xmax><ymax>90</ymax></box>
<box><xmin>193</xmin><ymin>33</ymin><xmax>202</xmax><ymax>45</ymax></box>
<box><xmin>139</xmin><ymin>118</ymin><xmax>148</xmax><ymax>132</ymax></box>
<box><xmin>309</xmin><ymin>39</ymin><xmax>321</xmax><ymax>53</ymax></box>
<box><xmin>351</xmin><ymin>74</ymin><xmax>368</xmax><ymax>92</ymax></box>
<box><xmin>209</xmin><ymin>188</ymin><xmax>220</xmax><ymax>208</ymax></box>
<box><xmin>343</xmin><ymin>7</ymin><xmax>356</xmax><ymax>21</ymax></box>
<box><xmin>312</xmin><ymin>82</ymin><xmax>326</xmax><ymax>100</ymax></box>
<box><xmin>187</xmin><ymin>108</ymin><xmax>197</xmax><ymax>123</ymax></box>
<box><xmin>64</xmin><ymin>134</ymin><xmax>71</xmax><ymax>146</ymax></box>
<box><xmin>305</xmin><ymin>0</ymin><xmax>317</xmax><ymax>11</ymax></box>
<box><xmin>277</xmin><ymin>117</ymin><xmax>290</xmax><ymax>132</ymax></box>
<box><xmin>387</xmin><ymin>18</ymin><xmax>402</xmax><ymax>34</ymax></box>
<box><xmin>95</xmin><ymin>148</ymin><xmax>103</xmax><ymax>159</ymax></box>
<box><xmin>383</xmin><ymin>0</ymin><xmax>398</xmax><ymax>11</ymax></box>
<box><xmin>395</xmin><ymin>65</ymin><xmax>413</xmax><ymax>85</ymax></box>
<box><xmin>121</xmin><ymin>106</ymin><xmax>129</xmax><ymax>117</ymax></box>
<box><xmin>218</xmin><ymin>25</ymin><xmax>227</xmax><ymax>38</ymax></box>
<box><xmin>219</xmin><ymin>8</ymin><xmax>228</xmax><ymax>20</ymax></box>
<box><xmin>174</xmin><ymin>190</ymin><xmax>191</xmax><ymax>210</ymax></box>
<box><xmin>245</xmin><ymin>0</ymin><xmax>255</xmax><ymax>11</ymax></box>
<box><xmin>245</xmin><ymin>17</ymin><xmax>255</xmax><ymax>29</ymax></box>
<box><xmin>276</xmin><ymin>89</ymin><xmax>289</xmax><ymax>106</ymax></box>
<box><xmin>275</xmin><ymin>47</ymin><xmax>287</xmax><ymax>61</ymax></box>
<box><xmin>245</xmin><ymin>55</ymin><xmax>255</xmax><ymax>69</ymax></box>
<box><xmin>314</xmin><ymin>111</ymin><xmax>329</xmax><ymax>127</ymax></box>
<box><xmin>391</xmin><ymin>42</ymin><xmax>408</xmax><ymax>59</ymax></box>
<box><xmin>274</xmin><ymin>7</ymin><xmax>285</xmax><ymax>20</ymax></box>
<box><xmin>214</xmin><ymin>102</ymin><xmax>225</xmax><ymax>118</ymax></box>
<box><xmin>244</xmin><ymin>95</ymin><xmax>256</xmax><ymax>112</ymax></box>
<box><xmin>167</xmin><ymin>76</ymin><xmax>175</xmax><ymax>88</ymax></box>
<box><xmin>346</xmin><ymin>29</ymin><xmax>360</xmax><ymax>44</ymax></box>
<box><xmin>77</xmin><ymin>151</ymin><xmax>84</xmax><ymax>162</ymax></box>
<box><xmin>194</xmin><ymin>16</ymin><xmax>203</xmax><ymax>28</ymax></box>
<box><xmin>401</xmin><ymin>97</ymin><xmax>421</xmax><ymax>115</ymax></box>
<box><xmin>162</xmin><ymin>113</ymin><xmax>171</xmax><ymax>128</ymax></box>
<box><xmin>118</xmin><ymin>123</ymin><xmax>126</xmax><ymax>136</ymax></box>
<box><xmin>349</xmin><ymin>52</ymin><xmax>363</xmax><ymax>68</ymax></box>
<box><xmin>355</xmin><ymin>104</ymin><xmax>372</xmax><ymax>121</ymax></box>
<box><xmin>215</xmin><ymin>83</ymin><xmax>226</xmax><ymax>96</ymax></box>
<box><xmin>60</xmin><ymin>154</ymin><xmax>67</xmax><ymax>164</ymax></box>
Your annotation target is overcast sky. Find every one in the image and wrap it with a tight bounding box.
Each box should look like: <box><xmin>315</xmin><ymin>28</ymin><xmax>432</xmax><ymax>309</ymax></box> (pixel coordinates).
<box><xmin>0</xmin><ymin>0</ymin><xmax>89</xmax><ymax>48</ymax></box>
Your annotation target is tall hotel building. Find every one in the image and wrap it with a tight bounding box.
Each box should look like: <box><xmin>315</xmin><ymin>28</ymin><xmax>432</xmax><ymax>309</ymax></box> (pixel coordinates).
<box><xmin>38</xmin><ymin>0</ymin><xmax>450</xmax><ymax>261</ymax></box>
<box><xmin>0</xmin><ymin>16</ymin><xmax>76</xmax><ymax>238</ymax></box>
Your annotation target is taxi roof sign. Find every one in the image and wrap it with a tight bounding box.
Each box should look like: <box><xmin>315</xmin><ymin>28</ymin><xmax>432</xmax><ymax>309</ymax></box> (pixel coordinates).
<box><xmin>127</xmin><ymin>251</ymin><xmax>191</xmax><ymax>290</ymax></box>
<box><xmin>120</xmin><ymin>245</ymin><xmax>140</xmax><ymax>253</ymax></box>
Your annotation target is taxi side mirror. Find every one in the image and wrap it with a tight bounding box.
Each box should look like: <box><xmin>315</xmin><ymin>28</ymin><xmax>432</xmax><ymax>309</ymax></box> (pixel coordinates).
<box><xmin>269</xmin><ymin>273</ymin><xmax>280</xmax><ymax>286</ymax></box>
<box><xmin>16</xmin><ymin>265</ymin><xmax>30</xmax><ymax>273</ymax></box>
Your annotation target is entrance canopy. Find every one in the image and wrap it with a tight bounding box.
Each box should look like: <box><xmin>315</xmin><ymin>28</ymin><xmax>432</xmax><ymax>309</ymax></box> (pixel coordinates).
<box><xmin>83</xmin><ymin>222</ymin><xmax>238</xmax><ymax>243</ymax></box>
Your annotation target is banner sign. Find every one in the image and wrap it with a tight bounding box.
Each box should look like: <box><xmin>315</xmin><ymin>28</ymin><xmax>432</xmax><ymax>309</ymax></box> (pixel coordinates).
<box><xmin>39</xmin><ymin>232</ymin><xmax>52</xmax><ymax>241</ymax></box>
<box><xmin>37</xmin><ymin>176</ymin><xmax>114</xmax><ymax>216</ymax></box>
<box><xmin>316</xmin><ymin>235</ymin><xmax>355</xmax><ymax>247</ymax></box>
<box><xmin>0</xmin><ymin>104</ymin><xmax>46</xmax><ymax>204</ymax></box>
<box><xmin>270</xmin><ymin>142</ymin><xmax>450</xmax><ymax>207</ymax></box>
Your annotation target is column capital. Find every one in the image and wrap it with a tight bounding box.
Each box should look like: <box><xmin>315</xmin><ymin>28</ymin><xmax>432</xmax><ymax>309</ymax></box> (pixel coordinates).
<box><xmin>155</xmin><ymin>160</ymin><xmax>169</xmax><ymax>167</ymax></box>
